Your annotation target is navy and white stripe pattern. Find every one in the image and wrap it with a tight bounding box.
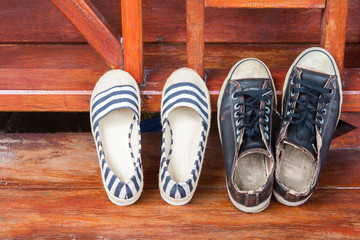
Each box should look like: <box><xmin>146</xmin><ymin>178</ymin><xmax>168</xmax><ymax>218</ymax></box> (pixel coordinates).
<box><xmin>91</xmin><ymin>85</ymin><xmax>142</xmax><ymax>200</ymax></box>
<box><xmin>160</xmin><ymin>82</ymin><xmax>209</xmax><ymax>199</ymax></box>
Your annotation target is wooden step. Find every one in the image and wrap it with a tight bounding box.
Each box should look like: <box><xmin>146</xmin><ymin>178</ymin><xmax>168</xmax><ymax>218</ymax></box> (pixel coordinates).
<box><xmin>0</xmin><ymin>44</ymin><xmax>359</xmax><ymax>111</ymax></box>
<box><xmin>1</xmin><ymin>0</ymin><xmax>359</xmax><ymax>44</ymax></box>
<box><xmin>0</xmin><ymin>112</ymin><xmax>359</xmax><ymax>238</ymax></box>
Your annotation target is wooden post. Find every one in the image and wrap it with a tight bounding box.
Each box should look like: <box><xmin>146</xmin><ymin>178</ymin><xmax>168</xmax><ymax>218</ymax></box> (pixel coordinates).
<box><xmin>321</xmin><ymin>0</ymin><xmax>348</xmax><ymax>79</ymax></box>
<box><xmin>186</xmin><ymin>0</ymin><xmax>205</xmax><ymax>78</ymax></box>
<box><xmin>121</xmin><ymin>0</ymin><xmax>143</xmax><ymax>84</ymax></box>
<box><xmin>51</xmin><ymin>0</ymin><xmax>123</xmax><ymax>69</ymax></box>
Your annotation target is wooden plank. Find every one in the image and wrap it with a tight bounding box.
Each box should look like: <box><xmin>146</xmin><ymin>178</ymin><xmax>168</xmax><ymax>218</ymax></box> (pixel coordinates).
<box><xmin>0</xmin><ymin>44</ymin><xmax>359</xmax><ymax>71</ymax></box>
<box><xmin>0</xmin><ymin>69</ymin><xmax>106</xmax><ymax>90</ymax></box>
<box><xmin>50</xmin><ymin>0</ymin><xmax>123</xmax><ymax>69</ymax></box>
<box><xmin>0</xmin><ymin>68</ymin><xmax>359</xmax><ymax>111</ymax></box>
<box><xmin>321</xmin><ymin>0</ymin><xmax>348</xmax><ymax>76</ymax></box>
<box><xmin>0</xmin><ymin>89</ymin><xmax>358</xmax><ymax>112</ymax></box>
<box><xmin>0</xmin><ymin>93</ymin><xmax>91</xmax><ymax>112</ymax></box>
<box><xmin>1</xmin><ymin>0</ymin><xmax>360</xmax><ymax>44</ymax></box>
<box><xmin>0</xmin><ymin>67</ymin><xmax>358</xmax><ymax>91</ymax></box>
<box><xmin>186</xmin><ymin>0</ymin><xmax>204</xmax><ymax>77</ymax></box>
<box><xmin>0</xmin><ymin>44</ymin><xmax>108</xmax><ymax>69</ymax></box>
<box><xmin>205</xmin><ymin>0</ymin><xmax>325</xmax><ymax>8</ymax></box>
<box><xmin>0</xmin><ymin>117</ymin><xmax>359</xmax><ymax>189</ymax></box>
<box><xmin>0</xmin><ymin>188</ymin><xmax>359</xmax><ymax>238</ymax></box>
<box><xmin>121</xmin><ymin>0</ymin><xmax>143</xmax><ymax>83</ymax></box>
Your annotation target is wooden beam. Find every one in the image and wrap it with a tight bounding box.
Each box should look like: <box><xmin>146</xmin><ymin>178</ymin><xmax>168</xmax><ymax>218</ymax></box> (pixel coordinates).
<box><xmin>1</xmin><ymin>129</ymin><xmax>360</xmax><ymax>188</ymax></box>
<box><xmin>321</xmin><ymin>0</ymin><xmax>348</xmax><ymax>79</ymax></box>
<box><xmin>0</xmin><ymin>68</ymin><xmax>358</xmax><ymax>112</ymax></box>
<box><xmin>186</xmin><ymin>0</ymin><xmax>205</xmax><ymax>78</ymax></box>
<box><xmin>121</xmin><ymin>0</ymin><xmax>143</xmax><ymax>84</ymax></box>
<box><xmin>3</xmin><ymin>1</ymin><xmax>360</xmax><ymax>44</ymax></box>
<box><xmin>50</xmin><ymin>0</ymin><xmax>123</xmax><ymax>69</ymax></box>
<box><xmin>205</xmin><ymin>0</ymin><xmax>325</xmax><ymax>8</ymax></box>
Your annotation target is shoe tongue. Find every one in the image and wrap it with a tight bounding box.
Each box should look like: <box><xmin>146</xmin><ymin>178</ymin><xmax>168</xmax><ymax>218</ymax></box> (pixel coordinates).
<box><xmin>300</xmin><ymin>68</ymin><xmax>330</xmax><ymax>86</ymax></box>
<box><xmin>235</xmin><ymin>78</ymin><xmax>265</xmax><ymax>91</ymax></box>
<box><xmin>234</xmin><ymin>78</ymin><xmax>268</xmax><ymax>155</ymax></box>
<box><xmin>239</xmin><ymin>133</ymin><xmax>267</xmax><ymax>155</ymax></box>
<box><xmin>286</xmin><ymin>68</ymin><xmax>330</xmax><ymax>159</ymax></box>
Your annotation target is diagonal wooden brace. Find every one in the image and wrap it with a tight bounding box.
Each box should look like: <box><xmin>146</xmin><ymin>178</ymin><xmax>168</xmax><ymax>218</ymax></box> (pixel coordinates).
<box><xmin>51</xmin><ymin>0</ymin><xmax>123</xmax><ymax>69</ymax></box>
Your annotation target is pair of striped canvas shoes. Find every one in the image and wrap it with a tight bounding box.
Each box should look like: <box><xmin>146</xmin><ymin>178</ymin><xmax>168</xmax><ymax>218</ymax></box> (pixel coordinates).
<box><xmin>90</xmin><ymin>68</ymin><xmax>211</xmax><ymax>206</ymax></box>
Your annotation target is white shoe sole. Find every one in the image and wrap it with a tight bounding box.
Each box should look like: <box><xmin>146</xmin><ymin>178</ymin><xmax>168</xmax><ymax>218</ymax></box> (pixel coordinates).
<box><xmin>273</xmin><ymin>189</ymin><xmax>312</xmax><ymax>207</ymax></box>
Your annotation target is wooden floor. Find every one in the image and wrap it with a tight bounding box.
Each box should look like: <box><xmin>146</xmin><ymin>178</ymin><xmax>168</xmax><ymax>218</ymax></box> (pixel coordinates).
<box><xmin>1</xmin><ymin>113</ymin><xmax>359</xmax><ymax>239</ymax></box>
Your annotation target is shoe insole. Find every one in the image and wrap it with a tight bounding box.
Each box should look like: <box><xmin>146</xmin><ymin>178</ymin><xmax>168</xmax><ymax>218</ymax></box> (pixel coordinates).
<box><xmin>234</xmin><ymin>153</ymin><xmax>267</xmax><ymax>191</ymax></box>
<box><xmin>99</xmin><ymin>109</ymin><xmax>136</xmax><ymax>182</ymax></box>
<box><xmin>167</xmin><ymin>107</ymin><xmax>202</xmax><ymax>183</ymax></box>
<box><xmin>279</xmin><ymin>144</ymin><xmax>316</xmax><ymax>193</ymax></box>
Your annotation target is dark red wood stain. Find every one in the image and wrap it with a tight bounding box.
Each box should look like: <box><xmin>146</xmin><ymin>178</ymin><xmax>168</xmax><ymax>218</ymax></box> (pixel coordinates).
<box><xmin>0</xmin><ymin>113</ymin><xmax>360</xmax><ymax>238</ymax></box>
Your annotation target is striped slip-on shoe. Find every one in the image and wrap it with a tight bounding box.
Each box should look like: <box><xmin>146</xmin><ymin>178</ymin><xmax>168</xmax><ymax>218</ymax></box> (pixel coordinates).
<box><xmin>90</xmin><ymin>70</ymin><xmax>143</xmax><ymax>206</ymax></box>
<box><xmin>159</xmin><ymin>68</ymin><xmax>211</xmax><ymax>205</ymax></box>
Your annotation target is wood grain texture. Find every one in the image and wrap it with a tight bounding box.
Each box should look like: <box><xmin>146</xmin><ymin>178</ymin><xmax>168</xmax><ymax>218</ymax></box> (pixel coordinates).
<box><xmin>0</xmin><ymin>125</ymin><xmax>360</xmax><ymax>238</ymax></box>
<box><xmin>0</xmin><ymin>188</ymin><xmax>359</xmax><ymax>239</ymax></box>
<box><xmin>50</xmin><ymin>0</ymin><xmax>123</xmax><ymax>69</ymax></box>
<box><xmin>0</xmin><ymin>67</ymin><xmax>359</xmax><ymax>112</ymax></box>
<box><xmin>121</xmin><ymin>0</ymin><xmax>143</xmax><ymax>83</ymax></box>
<box><xmin>1</xmin><ymin>44</ymin><xmax>359</xmax><ymax>70</ymax></box>
<box><xmin>0</xmin><ymin>114</ymin><xmax>359</xmax><ymax>189</ymax></box>
<box><xmin>0</xmin><ymin>44</ymin><xmax>108</xmax><ymax>69</ymax></box>
<box><xmin>186</xmin><ymin>0</ymin><xmax>204</xmax><ymax>77</ymax></box>
<box><xmin>321</xmin><ymin>0</ymin><xmax>348</xmax><ymax>76</ymax></box>
<box><xmin>205</xmin><ymin>0</ymin><xmax>325</xmax><ymax>8</ymax></box>
<box><xmin>1</xmin><ymin>0</ymin><xmax>360</xmax><ymax>44</ymax></box>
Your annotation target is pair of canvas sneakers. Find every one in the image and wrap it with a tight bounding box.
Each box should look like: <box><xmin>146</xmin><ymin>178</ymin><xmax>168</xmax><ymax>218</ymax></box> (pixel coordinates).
<box><xmin>90</xmin><ymin>47</ymin><xmax>342</xmax><ymax>212</ymax></box>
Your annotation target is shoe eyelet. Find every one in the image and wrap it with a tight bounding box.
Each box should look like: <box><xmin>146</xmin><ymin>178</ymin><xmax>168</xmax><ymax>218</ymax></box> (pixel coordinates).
<box><xmin>234</xmin><ymin>103</ymin><xmax>240</xmax><ymax>110</ymax></box>
<box><xmin>291</xmin><ymin>90</ymin><xmax>295</xmax><ymax>97</ymax></box>
<box><xmin>266</xmin><ymin>99</ymin><xmax>271</xmax><ymax>105</ymax></box>
<box><xmin>236</xmin><ymin>128</ymin><xmax>241</xmax><ymax>135</ymax></box>
<box><xmin>232</xmin><ymin>92</ymin><xmax>238</xmax><ymax>100</ymax></box>
<box><xmin>234</xmin><ymin>112</ymin><xmax>239</xmax><ymax>118</ymax></box>
<box><xmin>265</xmin><ymin>107</ymin><xmax>270</xmax><ymax>114</ymax></box>
<box><xmin>287</xmin><ymin>110</ymin><xmax>291</xmax><ymax>116</ymax></box>
<box><xmin>290</xmin><ymin>79</ymin><xmax>294</xmax><ymax>85</ymax></box>
<box><xmin>283</xmin><ymin>121</ymin><xmax>287</xmax><ymax>126</ymax></box>
<box><xmin>322</xmin><ymin>109</ymin><xmax>327</xmax><ymax>115</ymax></box>
<box><xmin>265</xmin><ymin>132</ymin><xmax>269</xmax><ymax>140</ymax></box>
<box><xmin>264</xmin><ymin>125</ymin><xmax>269</xmax><ymax>131</ymax></box>
<box><xmin>288</xmin><ymin>100</ymin><xmax>292</xmax><ymax>106</ymax></box>
<box><xmin>319</xmin><ymin>117</ymin><xmax>324</xmax><ymax>124</ymax></box>
<box><xmin>236</xmin><ymin>136</ymin><xmax>240</xmax><ymax>142</ymax></box>
<box><xmin>329</xmin><ymin>88</ymin><xmax>334</xmax><ymax>95</ymax></box>
<box><xmin>319</xmin><ymin>127</ymin><xmax>322</xmax><ymax>134</ymax></box>
<box><xmin>264</xmin><ymin>115</ymin><xmax>269</xmax><ymax>122</ymax></box>
<box><xmin>235</xmin><ymin>119</ymin><xmax>240</xmax><ymax>126</ymax></box>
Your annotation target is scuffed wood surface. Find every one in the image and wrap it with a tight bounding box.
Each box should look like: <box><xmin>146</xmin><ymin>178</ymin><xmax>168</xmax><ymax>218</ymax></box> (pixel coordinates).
<box><xmin>0</xmin><ymin>189</ymin><xmax>359</xmax><ymax>239</ymax></box>
<box><xmin>0</xmin><ymin>115</ymin><xmax>360</xmax><ymax>238</ymax></box>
